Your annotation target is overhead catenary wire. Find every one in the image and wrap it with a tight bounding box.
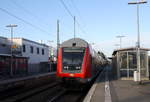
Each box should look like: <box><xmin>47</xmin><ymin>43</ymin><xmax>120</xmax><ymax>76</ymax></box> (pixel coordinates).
<box><xmin>70</xmin><ymin>0</ymin><xmax>86</xmax><ymax>27</ymax></box>
<box><xmin>59</xmin><ymin>0</ymin><xmax>87</xmax><ymax>36</ymax></box>
<box><xmin>8</xmin><ymin>0</ymin><xmax>51</xmax><ymax>27</ymax></box>
<box><xmin>59</xmin><ymin>0</ymin><xmax>74</xmax><ymax>18</ymax></box>
<box><xmin>0</xmin><ymin>7</ymin><xmax>51</xmax><ymax>36</ymax></box>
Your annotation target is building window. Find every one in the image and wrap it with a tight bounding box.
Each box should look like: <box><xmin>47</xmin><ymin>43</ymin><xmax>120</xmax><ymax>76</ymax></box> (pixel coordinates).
<box><xmin>42</xmin><ymin>49</ymin><xmax>44</xmax><ymax>55</ymax></box>
<box><xmin>1</xmin><ymin>44</ymin><xmax>6</xmax><ymax>47</ymax></box>
<box><xmin>30</xmin><ymin>46</ymin><xmax>34</xmax><ymax>53</ymax></box>
<box><xmin>23</xmin><ymin>45</ymin><xmax>26</xmax><ymax>52</ymax></box>
<box><xmin>37</xmin><ymin>47</ymin><xmax>39</xmax><ymax>54</ymax></box>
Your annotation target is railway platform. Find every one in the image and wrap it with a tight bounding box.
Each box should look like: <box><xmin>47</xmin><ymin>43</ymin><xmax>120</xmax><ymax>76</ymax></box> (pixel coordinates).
<box><xmin>84</xmin><ymin>66</ymin><xmax>150</xmax><ymax>102</ymax></box>
<box><xmin>0</xmin><ymin>72</ymin><xmax>56</xmax><ymax>92</ymax></box>
<box><xmin>0</xmin><ymin>72</ymin><xmax>56</xmax><ymax>84</ymax></box>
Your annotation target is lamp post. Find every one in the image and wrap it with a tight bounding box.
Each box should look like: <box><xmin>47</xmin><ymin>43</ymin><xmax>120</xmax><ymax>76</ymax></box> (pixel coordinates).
<box><xmin>6</xmin><ymin>24</ymin><xmax>18</xmax><ymax>77</ymax></box>
<box><xmin>57</xmin><ymin>20</ymin><xmax>60</xmax><ymax>56</ymax></box>
<box><xmin>47</xmin><ymin>40</ymin><xmax>54</xmax><ymax>72</ymax></box>
<box><xmin>128</xmin><ymin>0</ymin><xmax>147</xmax><ymax>82</ymax></box>
<box><xmin>74</xmin><ymin>16</ymin><xmax>76</xmax><ymax>39</ymax></box>
<box><xmin>48</xmin><ymin>40</ymin><xmax>54</xmax><ymax>57</ymax></box>
<box><xmin>116</xmin><ymin>35</ymin><xmax>125</xmax><ymax>49</ymax></box>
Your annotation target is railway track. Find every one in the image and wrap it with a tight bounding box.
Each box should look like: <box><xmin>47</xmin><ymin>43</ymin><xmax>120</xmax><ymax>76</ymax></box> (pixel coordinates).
<box><xmin>0</xmin><ymin>77</ymin><xmax>90</xmax><ymax>102</ymax></box>
<box><xmin>47</xmin><ymin>89</ymin><xmax>89</xmax><ymax>102</ymax></box>
<box><xmin>0</xmin><ymin>82</ymin><xmax>60</xmax><ymax>102</ymax></box>
<box><xmin>47</xmin><ymin>69</ymin><xmax>105</xmax><ymax>102</ymax></box>
<box><xmin>48</xmin><ymin>89</ymin><xmax>67</xmax><ymax>102</ymax></box>
<box><xmin>0</xmin><ymin>69</ymin><xmax>105</xmax><ymax>102</ymax></box>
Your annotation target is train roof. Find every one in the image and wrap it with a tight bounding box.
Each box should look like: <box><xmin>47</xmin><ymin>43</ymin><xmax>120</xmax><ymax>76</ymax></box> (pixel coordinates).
<box><xmin>61</xmin><ymin>38</ymin><xmax>89</xmax><ymax>47</ymax></box>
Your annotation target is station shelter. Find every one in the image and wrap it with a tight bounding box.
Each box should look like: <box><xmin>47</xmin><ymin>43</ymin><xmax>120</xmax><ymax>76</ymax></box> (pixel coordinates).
<box><xmin>112</xmin><ymin>47</ymin><xmax>149</xmax><ymax>80</ymax></box>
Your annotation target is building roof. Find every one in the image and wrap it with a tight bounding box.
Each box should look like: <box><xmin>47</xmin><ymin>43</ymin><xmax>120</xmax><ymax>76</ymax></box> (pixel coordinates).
<box><xmin>112</xmin><ymin>47</ymin><xmax>150</xmax><ymax>55</ymax></box>
<box><xmin>0</xmin><ymin>36</ymin><xmax>9</xmax><ymax>44</ymax></box>
<box><xmin>12</xmin><ymin>38</ymin><xmax>49</xmax><ymax>47</ymax></box>
<box><xmin>0</xmin><ymin>36</ymin><xmax>7</xmax><ymax>39</ymax></box>
<box><xmin>61</xmin><ymin>38</ymin><xmax>88</xmax><ymax>47</ymax></box>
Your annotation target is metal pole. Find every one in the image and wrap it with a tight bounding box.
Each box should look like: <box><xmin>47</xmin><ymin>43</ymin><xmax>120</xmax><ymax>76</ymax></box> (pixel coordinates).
<box><xmin>57</xmin><ymin>20</ymin><xmax>60</xmax><ymax>56</ymax></box>
<box><xmin>136</xmin><ymin>4</ymin><xmax>141</xmax><ymax>82</ymax></box>
<box><xmin>10</xmin><ymin>27</ymin><xmax>13</xmax><ymax>77</ymax></box>
<box><xmin>48</xmin><ymin>40</ymin><xmax>53</xmax><ymax>72</ymax></box>
<box><xmin>137</xmin><ymin>4</ymin><xmax>140</xmax><ymax>48</ymax></box>
<box><xmin>6</xmin><ymin>24</ymin><xmax>17</xmax><ymax>77</ymax></box>
<box><xmin>74</xmin><ymin>16</ymin><xmax>76</xmax><ymax>39</ymax></box>
<box><xmin>128</xmin><ymin>0</ymin><xmax>147</xmax><ymax>83</ymax></box>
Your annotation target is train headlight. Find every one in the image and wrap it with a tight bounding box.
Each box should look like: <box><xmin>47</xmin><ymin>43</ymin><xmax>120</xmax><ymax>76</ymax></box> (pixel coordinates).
<box><xmin>64</xmin><ymin>66</ymin><xmax>68</xmax><ymax>69</ymax></box>
<box><xmin>76</xmin><ymin>66</ymin><xmax>81</xmax><ymax>70</ymax></box>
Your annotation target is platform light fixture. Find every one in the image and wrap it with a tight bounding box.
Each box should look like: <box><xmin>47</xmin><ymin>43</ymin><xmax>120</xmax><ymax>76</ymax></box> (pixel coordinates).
<box><xmin>6</xmin><ymin>24</ymin><xmax>18</xmax><ymax>77</ymax></box>
<box><xmin>128</xmin><ymin>0</ymin><xmax>147</xmax><ymax>83</ymax></box>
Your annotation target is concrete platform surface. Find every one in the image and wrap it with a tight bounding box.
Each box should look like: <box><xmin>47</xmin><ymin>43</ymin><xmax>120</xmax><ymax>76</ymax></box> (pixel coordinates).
<box><xmin>110</xmin><ymin>80</ymin><xmax>150</xmax><ymax>102</ymax></box>
<box><xmin>84</xmin><ymin>66</ymin><xmax>150</xmax><ymax>102</ymax></box>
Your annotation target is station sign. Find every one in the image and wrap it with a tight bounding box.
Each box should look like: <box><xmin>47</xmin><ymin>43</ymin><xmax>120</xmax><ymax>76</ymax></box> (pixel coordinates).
<box><xmin>11</xmin><ymin>44</ymin><xmax>22</xmax><ymax>55</ymax></box>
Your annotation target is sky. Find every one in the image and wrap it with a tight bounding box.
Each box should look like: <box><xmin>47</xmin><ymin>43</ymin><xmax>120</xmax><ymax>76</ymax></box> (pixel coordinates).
<box><xmin>0</xmin><ymin>0</ymin><xmax>149</xmax><ymax>57</ymax></box>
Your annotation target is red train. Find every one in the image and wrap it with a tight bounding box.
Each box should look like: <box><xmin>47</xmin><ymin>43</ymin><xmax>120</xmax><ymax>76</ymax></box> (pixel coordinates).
<box><xmin>57</xmin><ymin>38</ymin><xmax>107</xmax><ymax>84</ymax></box>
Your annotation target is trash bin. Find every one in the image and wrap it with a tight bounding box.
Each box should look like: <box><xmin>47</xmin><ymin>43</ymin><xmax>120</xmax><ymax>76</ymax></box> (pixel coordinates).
<box><xmin>134</xmin><ymin>71</ymin><xmax>139</xmax><ymax>81</ymax></box>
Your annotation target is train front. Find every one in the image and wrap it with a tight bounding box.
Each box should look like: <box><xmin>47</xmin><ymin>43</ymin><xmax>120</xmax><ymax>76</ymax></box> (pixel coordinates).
<box><xmin>57</xmin><ymin>38</ymin><xmax>91</xmax><ymax>84</ymax></box>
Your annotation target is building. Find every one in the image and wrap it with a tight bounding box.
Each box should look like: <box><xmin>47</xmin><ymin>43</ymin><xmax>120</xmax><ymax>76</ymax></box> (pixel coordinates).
<box><xmin>0</xmin><ymin>36</ymin><xmax>55</xmax><ymax>75</ymax></box>
<box><xmin>11</xmin><ymin>38</ymin><xmax>49</xmax><ymax>74</ymax></box>
<box><xmin>0</xmin><ymin>36</ymin><xmax>10</xmax><ymax>54</ymax></box>
<box><xmin>112</xmin><ymin>47</ymin><xmax>149</xmax><ymax>80</ymax></box>
<box><xmin>0</xmin><ymin>36</ymin><xmax>28</xmax><ymax>76</ymax></box>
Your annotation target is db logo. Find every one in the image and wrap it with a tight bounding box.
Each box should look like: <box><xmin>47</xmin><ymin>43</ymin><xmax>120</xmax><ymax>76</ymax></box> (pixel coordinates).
<box><xmin>70</xmin><ymin>74</ymin><xmax>74</xmax><ymax>77</ymax></box>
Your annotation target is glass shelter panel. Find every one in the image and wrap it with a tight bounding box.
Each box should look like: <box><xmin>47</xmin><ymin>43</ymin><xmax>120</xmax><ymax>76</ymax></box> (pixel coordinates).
<box><xmin>119</xmin><ymin>50</ymin><xmax>148</xmax><ymax>78</ymax></box>
<box><xmin>140</xmin><ymin>52</ymin><xmax>147</xmax><ymax>77</ymax></box>
<box><xmin>128</xmin><ymin>52</ymin><xmax>137</xmax><ymax>69</ymax></box>
<box><xmin>128</xmin><ymin>52</ymin><xmax>137</xmax><ymax>77</ymax></box>
<box><xmin>120</xmin><ymin>52</ymin><xmax>127</xmax><ymax>69</ymax></box>
<box><xmin>120</xmin><ymin>52</ymin><xmax>127</xmax><ymax>77</ymax></box>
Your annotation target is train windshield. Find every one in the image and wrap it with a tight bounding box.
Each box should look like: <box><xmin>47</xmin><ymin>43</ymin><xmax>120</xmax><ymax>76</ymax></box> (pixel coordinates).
<box><xmin>62</xmin><ymin>47</ymin><xmax>85</xmax><ymax>73</ymax></box>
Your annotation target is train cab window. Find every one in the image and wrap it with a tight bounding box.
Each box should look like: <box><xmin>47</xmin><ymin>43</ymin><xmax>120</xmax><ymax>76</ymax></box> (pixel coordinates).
<box><xmin>62</xmin><ymin>47</ymin><xmax>85</xmax><ymax>73</ymax></box>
